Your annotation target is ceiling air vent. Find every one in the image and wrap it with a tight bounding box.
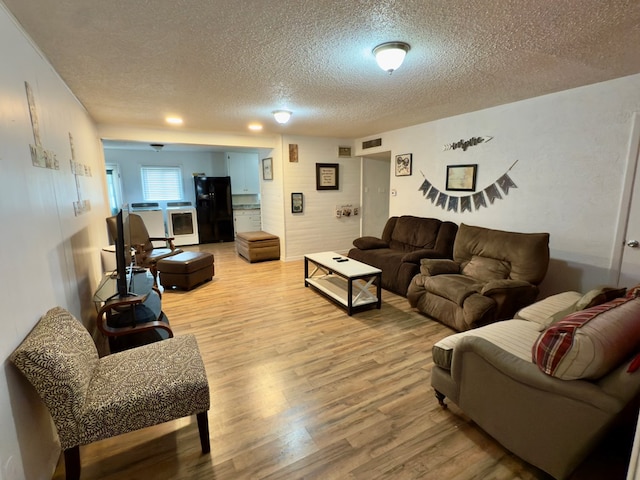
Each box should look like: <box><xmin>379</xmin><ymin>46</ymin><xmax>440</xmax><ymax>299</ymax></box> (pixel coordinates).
<box><xmin>362</xmin><ymin>138</ymin><xmax>382</xmax><ymax>149</ymax></box>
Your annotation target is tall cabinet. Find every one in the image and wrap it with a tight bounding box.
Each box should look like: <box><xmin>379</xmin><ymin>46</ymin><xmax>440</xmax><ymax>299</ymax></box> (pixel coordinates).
<box><xmin>227</xmin><ymin>153</ymin><xmax>260</xmax><ymax>194</ymax></box>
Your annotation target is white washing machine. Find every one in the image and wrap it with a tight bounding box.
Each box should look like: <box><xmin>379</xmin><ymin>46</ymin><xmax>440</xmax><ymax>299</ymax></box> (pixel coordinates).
<box><xmin>130</xmin><ymin>202</ymin><xmax>167</xmax><ymax>248</ymax></box>
<box><xmin>166</xmin><ymin>201</ymin><xmax>200</xmax><ymax>246</ymax></box>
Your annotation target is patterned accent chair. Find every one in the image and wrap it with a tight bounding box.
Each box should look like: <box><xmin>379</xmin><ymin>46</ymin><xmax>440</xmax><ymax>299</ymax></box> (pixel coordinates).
<box><xmin>10</xmin><ymin>307</ymin><xmax>211</xmax><ymax>480</ymax></box>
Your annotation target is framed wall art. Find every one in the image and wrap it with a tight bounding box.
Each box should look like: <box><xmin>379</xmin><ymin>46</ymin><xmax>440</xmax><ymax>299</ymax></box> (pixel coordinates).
<box><xmin>446</xmin><ymin>164</ymin><xmax>477</xmax><ymax>191</ymax></box>
<box><xmin>395</xmin><ymin>153</ymin><xmax>412</xmax><ymax>176</ymax></box>
<box><xmin>262</xmin><ymin>157</ymin><xmax>273</xmax><ymax>180</ymax></box>
<box><xmin>316</xmin><ymin>163</ymin><xmax>339</xmax><ymax>190</ymax></box>
<box><xmin>291</xmin><ymin>192</ymin><xmax>303</xmax><ymax>213</ymax></box>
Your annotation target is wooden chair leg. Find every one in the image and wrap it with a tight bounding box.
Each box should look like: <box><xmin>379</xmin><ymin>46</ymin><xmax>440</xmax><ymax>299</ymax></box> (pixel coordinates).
<box><xmin>197</xmin><ymin>411</ymin><xmax>211</xmax><ymax>453</ymax></box>
<box><xmin>64</xmin><ymin>446</ymin><xmax>80</xmax><ymax>480</ymax></box>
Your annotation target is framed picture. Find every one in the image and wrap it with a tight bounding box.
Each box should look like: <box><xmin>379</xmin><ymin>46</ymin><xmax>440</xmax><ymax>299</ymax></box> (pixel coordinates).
<box><xmin>289</xmin><ymin>144</ymin><xmax>298</xmax><ymax>162</ymax></box>
<box><xmin>291</xmin><ymin>192</ymin><xmax>303</xmax><ymax>213</ymax></box>
<box><xmin>262</xmin><ymin>157</ymin><xmax>273</xmax><ymax>180</ymax></box>
<box><xmin>338</xmin><ymin>146</ymin><xmax>352</xmax><ymax>157</ymax></box>
<box><xmin>446</xmin><ymin>164</ymin><xmax>477</xmax><ymax>191</ymax></box>
<box><xmin>395</xmin><ymin>153</ymin><xmax>412</xmax><ymax>176</ymax></box>
<box><xmin>316</xmin><ymin>163</ymin><xmax>339</xmax><ymax>190</ymax></box>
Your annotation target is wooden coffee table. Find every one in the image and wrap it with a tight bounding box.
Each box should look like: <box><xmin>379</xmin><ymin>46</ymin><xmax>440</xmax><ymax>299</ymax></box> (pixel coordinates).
<box><xmin>304</xmin><ymin>251</ymin><xmax>382</xmax><ymax>315</ymax></box>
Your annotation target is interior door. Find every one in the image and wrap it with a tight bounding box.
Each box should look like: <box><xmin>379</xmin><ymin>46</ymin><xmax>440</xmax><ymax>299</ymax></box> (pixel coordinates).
<box><xmin>362</xmin><ymin>153</ymin><xmax>391</xmax><ymax>237</ymax></box>
<box><xmin>617</xmin><ymin>113</ymin><xmax>640</xmax><ymax>287</ymax></box>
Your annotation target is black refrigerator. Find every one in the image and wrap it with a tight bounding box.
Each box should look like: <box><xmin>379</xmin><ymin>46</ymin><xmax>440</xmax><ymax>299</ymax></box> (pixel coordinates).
<box><xmin>194</xmin><ymin>176</ymin><xmax>234</xmax><ymax>243</ymax></box>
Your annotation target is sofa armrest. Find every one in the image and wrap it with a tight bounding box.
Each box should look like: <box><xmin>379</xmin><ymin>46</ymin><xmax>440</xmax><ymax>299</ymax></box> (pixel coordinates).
<box><xmin>352</xmin><ymin>236</ymin><xmax>388</xmax><ymax>250</ymax></box>
<box><xmin>480</xmin><ymin>279</ymin><xmax>532</xmax><ymax>296</ymax></box>
<box><xmin>418</xmin><ymin>258</ymin><xmax>460</xmax><ymax>276</ymax></box>
<box><xmin>451</xmin><ymin>336</ymin><xmax>633</xmax><ymax>412</ymax></box>
<box><xmin>402</xmin><ymin>249</ymin><xmax>451</xmax><ymax>264</ymax></box>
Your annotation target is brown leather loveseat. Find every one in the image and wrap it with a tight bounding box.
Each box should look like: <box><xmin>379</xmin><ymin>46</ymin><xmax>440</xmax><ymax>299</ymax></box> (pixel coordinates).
<box><xmin>348</xmin><ymin>216</ymin><xmax>458</xmax><ymax>296</ymax></box>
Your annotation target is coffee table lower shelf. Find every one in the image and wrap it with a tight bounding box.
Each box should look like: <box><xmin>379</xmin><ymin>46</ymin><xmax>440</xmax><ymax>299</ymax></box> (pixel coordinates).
<box><xmin>304</xmin><ymin>252</ymin><xmax>382</xmax><ymax>315</ymax></box>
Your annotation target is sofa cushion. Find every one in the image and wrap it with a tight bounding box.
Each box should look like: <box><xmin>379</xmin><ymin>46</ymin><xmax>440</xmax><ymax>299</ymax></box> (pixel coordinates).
<box><xmin>575</xmin><ymin>286</ymin><xmax>627</xmax><ymax>310</ymax></box>
<box><xmin>433</xmin><ymin>319</ymin><xmax>541</xmax><ymax>369</ymax></box>
<box><xmin>461</xmin><ymin>255</ymin><xmax>510</xmax><ymax>282</ymax></box>
<box><xmin>515</xmin><ymin>291</ymin><xmax>582</xmax><ymax>331</ymax></box>
<box><xmin>532</xmin><ymin>295</ymin><xmax>640</xmax><ymax>380</ymax></box>
<box><xmin>423</xmin><ymin>275</ymin><xmax>482</xmax><ymax>306</ymax></box>
<box><xmin>388</xmin><ymin>216</ymin><xmax>440</xmax><ymax>251</ymax></box>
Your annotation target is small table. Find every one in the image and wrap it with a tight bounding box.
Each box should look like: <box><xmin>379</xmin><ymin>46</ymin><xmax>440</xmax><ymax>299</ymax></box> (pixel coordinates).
<box><xmin>304</xmin><ymin>251</ymin><xmax>382</xmax><ymax>315</ymax></box>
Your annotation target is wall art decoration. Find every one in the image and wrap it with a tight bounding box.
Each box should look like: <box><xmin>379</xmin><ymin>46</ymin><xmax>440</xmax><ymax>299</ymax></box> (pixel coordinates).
<box><xmin>316</xmin><ymin>163</ymin><xmax>339</xmax><ymax>190</ymax></box>
<box><xmin>420</xmin><ymin>160</ymin><xmax>518</xmax><ymax>213</ymax></box>
<box><xmin>338</xmin><ymin>146</ymin><xmax>352</xmax><ymax>157</ymax></box>
<box><xmin>443</xmin><ymin>135</ymin><xmax>493</xmax><ymax>152</ymax></box>
<box><xmin>289</xmin><ymin>144</ymin><xmax>298</xmax><ymax>162</ymax></box>
<box><xmin>262</xmin><ymin>157</ymin><xmax>273</xmax><ymax>180</ymax></box>
<box><xmin>446</xmin><ymin>164</ymin><xmax>477</xmax><ymax>191</ymax></box>
<box><xmin>25</xmin><ymin>81</ymin><xmax>58</xmax><ymax>169</ymax></box>
<box><xmin>292</xmin><ymin>192</ymin><xmax>303</xmax><ymax>213</ymax></box>
<box><xmin>69</xmin><ymin>133</ymin><xmax>92</xmax><ymax>216</ymax></box>
<box><xmin>395</xmin><ymin>153</ymin><xmax>412</xmax><ymax>176</ymax></box>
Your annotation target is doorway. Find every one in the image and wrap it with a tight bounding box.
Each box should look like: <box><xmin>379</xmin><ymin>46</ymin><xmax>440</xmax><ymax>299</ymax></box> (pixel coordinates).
<box><xmin>361</xmin><ymin>152</ymin><xmax>391</xmax><ymax>237</ymax></box>
<box><xmin>615</xmin><ymin>113</ymin><xmax>640</xmax><ymax>287</ymax></box>
<box><xmin>105</xmin><ymin>163</ymin><xmax>123</xmax><ymax>215</ymax></box>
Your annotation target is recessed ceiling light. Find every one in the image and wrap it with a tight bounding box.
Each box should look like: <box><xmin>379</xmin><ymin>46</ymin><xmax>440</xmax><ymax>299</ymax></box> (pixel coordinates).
<box><xmin>248</xmin><ymin>123</ymin><xmax>263</xmax><ymax>131</ymax></box>
<box><xmin>166</xmin><ymin>116</ymin><xmax>183</xmax><ymax>125</ymax></box>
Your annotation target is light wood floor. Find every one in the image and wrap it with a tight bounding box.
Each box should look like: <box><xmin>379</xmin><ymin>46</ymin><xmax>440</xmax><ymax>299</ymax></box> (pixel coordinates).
<box><xmin>54</xmin><ymin>242</ymin><xmax>633</xmax><ymax>479</ymax></box>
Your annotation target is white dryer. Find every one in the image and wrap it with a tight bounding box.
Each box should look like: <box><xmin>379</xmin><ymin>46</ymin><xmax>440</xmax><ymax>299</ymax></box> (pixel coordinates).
<box><xmin>166</xmin><ymin>201</ymin><xmax>200</xmax><ymax>246</ymax></box>
<box><xmin>130</xmin><ymin>202</ymin><xmax>167</xmax><ymax>248</ymax></box>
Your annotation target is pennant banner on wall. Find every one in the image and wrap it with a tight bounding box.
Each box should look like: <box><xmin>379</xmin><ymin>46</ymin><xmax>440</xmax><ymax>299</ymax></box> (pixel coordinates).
<box><xmin>419</xmin><ymin>160</ymin><xmax>518</xmax><ymax>213</ymax></box>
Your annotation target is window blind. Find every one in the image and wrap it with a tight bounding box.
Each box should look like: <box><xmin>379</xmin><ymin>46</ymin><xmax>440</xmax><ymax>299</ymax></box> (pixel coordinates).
<box><xmin>141</xmin><ymin>166</ymin><xmax>184</xmax><ymax>201</ymax></box>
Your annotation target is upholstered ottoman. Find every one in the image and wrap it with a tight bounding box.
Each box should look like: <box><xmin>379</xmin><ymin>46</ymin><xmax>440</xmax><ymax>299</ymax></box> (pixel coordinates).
<box><xmin>235</xmin><ymin>231</ymin><xmax>280</xmax><ymax>263</ymax></box>
<box><xmin>157</xmin><ymin>251</ymin><xmax>214</xmax><ymax>290</ymax></box>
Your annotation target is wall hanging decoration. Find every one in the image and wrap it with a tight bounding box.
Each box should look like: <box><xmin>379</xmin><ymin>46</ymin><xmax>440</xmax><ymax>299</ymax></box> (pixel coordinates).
<box><xmin>316</xmin><ymin>163</ymin><xmax>339</xmax><ymax>190</ymax></box>
<box><xmin>395</xmin><ymin>153</ymin><xmax>412</xmax><ymax>176</ymax></box>
<box><xmin>420</xmin><ymin>160</ymin><xmax>518</xmax><ymax>213</ymax></box>
<box><xmin>25</xmin><ymin>81</ymin><xmax>58</xmax><ymax>169</ymax></box>
<box><xmin>338</xmin><ymin>146</ymin><xmax>352</xmax><ymax>157</ymax></box>
<box><xmin>289</xmin><ymin>144</ymin><xmax>298</xmax><ymax>162</ymax></box>
<box><xmin>262</xmin><ymin>157</ymin><xmax>273</xmax><ymax>180</ymax></box>
<box><xmin>69</xmin><ymin>133</ymin><xmax>92</xmax><ymax>216</ymax></box>
<box><xmin>292</xmin><ymin>192</ymin><xmax>303</xmax><ymax>213</ymax></box>
<box><xmin>446</xmin><ymin>164</ymin><xmax>477</xmax><ymax>191</ymax></box>
<box><xmin>443</xmin><ymin>135</ymin><xmax>493</xmax><ymax>152</ymax></box>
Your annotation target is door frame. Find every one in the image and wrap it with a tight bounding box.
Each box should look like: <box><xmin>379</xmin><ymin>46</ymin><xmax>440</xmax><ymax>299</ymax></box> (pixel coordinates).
<box><xmin>611</xmin><ymin>112</ymin><xmax>640</xmax><ymax>286</ymax></box>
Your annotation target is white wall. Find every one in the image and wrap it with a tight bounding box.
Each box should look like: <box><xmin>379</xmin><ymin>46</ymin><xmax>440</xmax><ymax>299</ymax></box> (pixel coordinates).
<box><xmin>280</xmin><ymin>136</ymin><xmax>358</xmax><ymax>260</ymax></box>
<box><xmin>355</xmin><ymin>74</ymin><xmax>640</xmax><ymax>296</ymax></box>
<box><xmin>0</xmin><ymin>4</ymin><xmax>110</xmax><ymax>479</ymax></box>
<box><xmin>104</xmin><ymin>148</ymin><xmax>227</xmax><ymax>208</ymax></box>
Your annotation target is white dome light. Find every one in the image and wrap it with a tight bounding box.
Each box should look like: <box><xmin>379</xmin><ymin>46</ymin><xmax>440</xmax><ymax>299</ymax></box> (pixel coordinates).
<box><xmin>273</xmin><ymin>110</ymin><xmax>292</xmax><ymax>124</ymax></box>
<box><xmin>373</xmin><ymin>42</ymin><xmax>411</xmax><ymax>74</ymax></box>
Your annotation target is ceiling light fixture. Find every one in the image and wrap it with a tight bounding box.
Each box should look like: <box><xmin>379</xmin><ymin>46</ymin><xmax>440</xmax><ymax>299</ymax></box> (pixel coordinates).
<box><xmin>373</xmin><ymin>41</ymin><xmax>411</xmax><ymax>74</ymax></box>
<box><xmin>165</xmin><ymin>116</ymin><xmax>183</xmax><ymax>125</ymax></box>
<box><xmin>273</xmin><ymin>110</ymin><xmax>292</xmax><ymax>124</ymax></box>
<box><xmin>150</xmin><ymin>143</ymin><xmax>164</xmax><ymax>152</ymax></box>
<box><xmin>248</xmin><ymin>123</ymin><xmax>263</xmax><ymax>131</ymax></box>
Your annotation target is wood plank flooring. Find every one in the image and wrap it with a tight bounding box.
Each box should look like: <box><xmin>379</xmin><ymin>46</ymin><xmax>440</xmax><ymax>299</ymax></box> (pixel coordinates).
<box><xmin>54</xmin><ymin>242</ymin><xmax>634</xmax><ymax>479</ymax></box>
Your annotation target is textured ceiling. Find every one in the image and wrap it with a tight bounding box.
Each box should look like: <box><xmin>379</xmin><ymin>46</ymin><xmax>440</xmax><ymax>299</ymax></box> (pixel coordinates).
<box><xmin>4</xmin><ymin>0</ymin><xmax>640</xmax><ymax>139</ymax></box>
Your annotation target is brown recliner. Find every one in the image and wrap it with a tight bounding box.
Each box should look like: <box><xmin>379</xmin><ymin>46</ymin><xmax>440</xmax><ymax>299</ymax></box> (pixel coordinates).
<box><xmin>348</xmin><ymin>216</ymin><xmax>458</xmax><ymax>296</ymax></box>
<box><xmin>106</xmin><ymin>213</ymin><xmax>183</xmax><ymax>285</ymax></box>
<box><xmin>407</xmin><ymin>223</ymin><xmax>550</xmax><ymax>331</ymax></box>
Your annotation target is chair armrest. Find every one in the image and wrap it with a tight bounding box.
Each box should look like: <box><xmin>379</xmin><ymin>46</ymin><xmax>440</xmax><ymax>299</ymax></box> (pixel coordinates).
<box><xmin>481</xmin><ymin>279</ymin><xmax>532</xmax><ymax>296</ymax></box>
<box><xmin>418</xmin><ymin>258</ymin><xmax>460</xmax><ymax>276</ymax></box>
<box><xmin>402</xmin><ymin>249</ymin><xmax>451</xmax><ymax>264</ymax></box>
<box><xmin>352</xmin><ymin>236</ymin><xmax>388</xmax><ymax>250</ymax></box>
<box><xmin>149</xmin><ymin>236</ymin><xmax>176</xmax><ymax>250</ymax></box>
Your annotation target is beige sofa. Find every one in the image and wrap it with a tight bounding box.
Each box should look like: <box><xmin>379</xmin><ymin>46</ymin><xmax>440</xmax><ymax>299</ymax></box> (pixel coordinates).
<box><xmin>430</xmin><ymin>287</ymin><xmax>640</xmax><ymax>479</ymax></box>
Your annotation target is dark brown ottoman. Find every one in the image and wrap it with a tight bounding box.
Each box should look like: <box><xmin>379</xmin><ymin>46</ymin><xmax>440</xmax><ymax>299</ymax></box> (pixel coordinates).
<box><xmin>235</xmin><ymin>231</ymin><xmax>280</xmax><ymax>263</ymax></box>
<box><xmin>157</xmin><ymin>251</ymin><xmax>214</xmax><ymax>290</ymax></box>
